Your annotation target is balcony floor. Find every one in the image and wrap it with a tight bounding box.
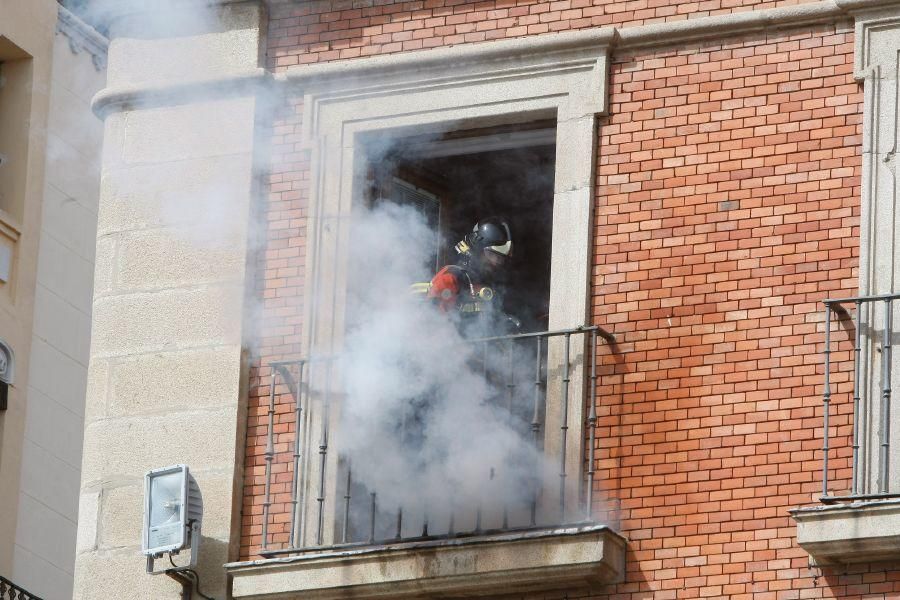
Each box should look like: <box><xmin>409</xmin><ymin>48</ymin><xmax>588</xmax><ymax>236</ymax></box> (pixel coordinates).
<box><xmin>226</xmin><ymin>523</ymin><xmax>626</xmax><ymax>599</ymax></box>
<box><xmin>791</xmin><ymin>498</ymin><xmax>900</xmax><ymax>566</ymax></box>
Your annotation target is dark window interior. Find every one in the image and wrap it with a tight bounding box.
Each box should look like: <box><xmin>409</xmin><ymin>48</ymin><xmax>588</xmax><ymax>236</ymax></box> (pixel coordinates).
<box><xmin>363</xmin><ymin>122</ymin><xmax>557</xmax><ymax>333</ymax></box>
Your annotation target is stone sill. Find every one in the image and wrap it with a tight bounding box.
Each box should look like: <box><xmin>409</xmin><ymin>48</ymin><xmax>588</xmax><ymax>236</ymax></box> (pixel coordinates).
<box><xmin>225</xmin><ymin>524</ymin><xmax>626</xmax><ymax>599</ymax></box>
<box><xmin>791</xmin><ymin>498</ymin><xmax>900</xmax><ymax>566</ymax></box>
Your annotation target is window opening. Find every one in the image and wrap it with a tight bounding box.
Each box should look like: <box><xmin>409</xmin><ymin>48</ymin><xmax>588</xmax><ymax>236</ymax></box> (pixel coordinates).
<box><xmin>364</xmin><ymin>122</ymin><xmax>556</xmax><ymax>333</ymax></box>
<box><xmin>337</xmin><ymin>121</ymin><xmax>560</xmax><ymax>544</ymax></box>
<box><xmin>257</xmin><ymin>62</ymin><xmax>610</xmax><ymax>554</ymax></box>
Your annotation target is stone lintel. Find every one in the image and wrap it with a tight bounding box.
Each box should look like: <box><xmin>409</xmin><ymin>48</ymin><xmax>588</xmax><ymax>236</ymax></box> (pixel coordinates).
<box><xmin>91</xmin><ymin>68</ymin><xmax>272</xmax><ymax>118</ymax></box>
<box><xmin>284</xmin><ymin>27</ymin><xmax>615</xmax><ymax>94</ymax></box>
<box><xmin>226</xmin><ymin>525</ymin><xmax>626</xmax><ymax>599</ymax></box>
<box><xmin>791</xmin><ymin>500</ymin><xmax>900</xmax><ymax>566</ymax></box>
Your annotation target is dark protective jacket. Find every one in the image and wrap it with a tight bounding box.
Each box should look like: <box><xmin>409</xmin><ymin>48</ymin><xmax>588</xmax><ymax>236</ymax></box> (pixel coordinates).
<box><xmin>426</xmin><ymin>265</ymin><xmax>495</xmax><ymax>315</ymax></box>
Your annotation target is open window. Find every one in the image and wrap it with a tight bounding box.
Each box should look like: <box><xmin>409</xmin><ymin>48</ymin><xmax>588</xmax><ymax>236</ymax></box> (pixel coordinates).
<box><xmin>330</xmin><ymin>122</ymin><xmax>559</xmax><ymax>544</ymax></box>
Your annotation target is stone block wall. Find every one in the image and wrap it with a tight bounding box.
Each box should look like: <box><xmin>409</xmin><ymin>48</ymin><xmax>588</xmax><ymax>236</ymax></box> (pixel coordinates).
<box><xmin>73</xmin><ymin>4</ymin><xmax>267</xmax><ymax>599</ymax></box>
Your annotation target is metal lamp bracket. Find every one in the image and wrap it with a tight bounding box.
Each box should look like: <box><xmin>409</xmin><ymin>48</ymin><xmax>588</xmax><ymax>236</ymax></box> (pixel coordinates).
<box><xmin>146</xmin><ymin>520</ymin><xmax>201</xmax><ymax>575</ymax></box>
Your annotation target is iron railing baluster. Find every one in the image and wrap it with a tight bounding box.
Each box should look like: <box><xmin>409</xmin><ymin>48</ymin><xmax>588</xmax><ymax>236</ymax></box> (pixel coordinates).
<box><xmin>262</xmin><ymin>369</ymin><xmax>276</xmax><ymax>551</ymax></box>
<box><xmin>475</xmin><ymin>469</ymin><xmax>484</xmax><ymax>534</ymax></box>
<box><xmin>530</xmin><ymin>335</ymin><xmax>543</xmax><ymax>526</ymax></box>
<box><xmin>315</xmin><ymin>362</ymin><xmax>332</xmax><ymax>546</ymax></box>
<box><xmin>297</xmin><ymin>362</ymin><xmax>313</xmax><ymax>547</ymax></box>
<box><xmin>823</xmin><ymin>304</ymin><xmax>832</xmax><ymax>498</ymax></box>
<box><xmin>368</xmin><ymin>492</ymin><xmax>377</xmax><ymax>544</ymax></box>
<box><xmin>881</xmin><ymin>298</ymin><xmax>893</xmax><ymax>493</ymax></box>
<box><xmin>586</xmin><ymin>329</ymin><xmax>598</xmax><ymax>521</ymax></box>
<box><xmin>503</xmin><ymin>339</ymin><xmax>515</xmax><ymax>529</ymax></box>
<box><xmin>559</xmin><ymin>332</ymin><xmax>571</xmax><ymax>521</ymax></box>
<box><xmin>290</xmin><ymin>362</ymin><xmax>306</xmax><ymax>546</ymax></box>
<box><xmin>507</xmin><ymin>340</ymin><xmax>515</xmax><ymax>415</ymax></box>
<box><xmin>341</xmin><ymin>459</ymin><xmax>352</xmax><ymax>544</ymax></box>
<box><xmin>852</xmin><ymin>300</ymin><xmax>862</xmax><ymax>495</ymax></box>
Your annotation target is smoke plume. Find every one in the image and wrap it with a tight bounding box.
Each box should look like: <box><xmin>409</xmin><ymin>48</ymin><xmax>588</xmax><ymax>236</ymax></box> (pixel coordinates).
<box><xmin>334</xmin><ymin>200</ymin><xmax>553</xmax><ymax>539</ymax></box>
<box><xmin>69</xmin><ymin>0</ymin><xmax>570</xmax><ymax>547</ymax></box>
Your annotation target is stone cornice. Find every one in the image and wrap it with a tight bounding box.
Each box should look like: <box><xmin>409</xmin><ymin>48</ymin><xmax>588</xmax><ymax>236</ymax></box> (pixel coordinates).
<box><xmin>91</xmin><ymin>68</ymin><xmax>273</xmax><ymax>117</ymax></box>
<box><xmin>57</xmin><ymin>5</ymin><xmax>109</xmax><ymax>71</ymax></box>
<box><xmin>91</xmin><ymin>0</ymin><xmax>900</xmax><ymax>119</ymax></box>
<box><xmin>615</xmin><ymin>1</ymin><xmax>845</xmax><ymax>49</ymax></box>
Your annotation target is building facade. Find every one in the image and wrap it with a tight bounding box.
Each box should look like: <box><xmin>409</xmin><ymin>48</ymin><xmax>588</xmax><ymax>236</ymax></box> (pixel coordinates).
<box><xmin>0</xmin><ymin>2</ymin><xmax>107</xmax><ymax>599</ymax></box>
<box><xmin>75</xmin><ymin>0</ymin><xmax>899</xmax><ymax>599</ymax></box>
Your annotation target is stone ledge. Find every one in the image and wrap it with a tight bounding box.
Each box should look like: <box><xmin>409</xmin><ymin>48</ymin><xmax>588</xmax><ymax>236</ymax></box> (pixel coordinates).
<box><xmin>791</xmin><ymin>499</ymin><xmax>900</xmax><ymax>566</ymax></box>
<box><xmin>225</xmin><ymin>524</ymin><xmax>626</xmax><ymax>599</ymax></box>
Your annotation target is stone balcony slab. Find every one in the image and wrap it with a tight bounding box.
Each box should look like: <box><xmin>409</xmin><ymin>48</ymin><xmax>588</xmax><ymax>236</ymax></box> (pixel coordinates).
<box><xmin>225</xmin><ymin>524</ymin><xmax>626</xmax><ymax>599</ymax></box>
<box><xmin>791</xmin><ymin>499</ymin><xmax>900</xmax><ymax>566</ymax></box>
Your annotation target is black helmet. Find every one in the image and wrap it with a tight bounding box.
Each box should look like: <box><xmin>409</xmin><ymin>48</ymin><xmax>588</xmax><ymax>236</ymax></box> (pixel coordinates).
<box><xmin>456</xmin><ymin>217</ymin><xmax>513</xmax><ymax>265</ymax></box>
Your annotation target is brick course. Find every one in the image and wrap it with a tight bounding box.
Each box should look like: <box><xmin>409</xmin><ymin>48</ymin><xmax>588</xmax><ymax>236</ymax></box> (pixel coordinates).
<box><xmin>265</xmin><ymin>0</ymin><xmax>813</xmax><ymax>69</ymax></box>
<box><xmin>581</xmin><ymin>24</ymin><xmax>900</xmax><ymax>600</ymax></box>
<box><xmin>240</xmin><ymin>2</ymin><xmax>900</xmax><ymax>597</ymax></box>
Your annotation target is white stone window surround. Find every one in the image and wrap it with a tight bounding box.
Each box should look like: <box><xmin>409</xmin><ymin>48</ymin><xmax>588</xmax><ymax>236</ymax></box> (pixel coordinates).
<box><xmin>792</xmin><ymin>6</ymin><xmax>900</xmax><ymax>568</ymax></box>
<box><xmin>855</xmin><ymin>8</ymin><xmax>900</xmax><ymax>498</ymax></box>
<box><xmin>284</xmin><ymin>28</ymin><xmax>615</xmax><ymax>550</ymax></box>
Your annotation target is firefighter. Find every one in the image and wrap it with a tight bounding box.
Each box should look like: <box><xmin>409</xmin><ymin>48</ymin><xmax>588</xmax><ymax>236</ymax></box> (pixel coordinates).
<box><xmin>413</xmin><ymin>217</ymin><xmax>519</xmax><ymax>335</ymax></box>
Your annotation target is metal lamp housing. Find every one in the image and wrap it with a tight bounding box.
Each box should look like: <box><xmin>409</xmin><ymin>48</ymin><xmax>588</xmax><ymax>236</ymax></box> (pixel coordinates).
<box><xmin>142</xmin><ymin>464</ymin><xmax>202</xmax><ymax>556</ymax></box>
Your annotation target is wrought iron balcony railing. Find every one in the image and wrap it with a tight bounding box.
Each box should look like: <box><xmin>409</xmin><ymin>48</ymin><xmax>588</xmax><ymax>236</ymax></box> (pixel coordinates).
<box><xmin>0</xmin><ymin>576</ymin><xmax>44</xmax><ymax>600</ymax></box>
<box><xmin>256</xmin><ymin>325</ymin><xmax>612</xmax><ymax>555</ymax></box>
<box><xmin>821</xmin><ymin>293</ymin><xmax>900</xmax><ymax>503</ymax></box>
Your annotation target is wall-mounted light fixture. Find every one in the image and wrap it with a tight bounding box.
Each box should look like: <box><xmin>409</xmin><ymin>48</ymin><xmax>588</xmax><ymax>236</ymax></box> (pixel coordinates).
<box><xmin>143</xmin><ymin>464</ymin><xmax>202</xmax><ymax>569</ymax></box>
<box><xmin>143</xmin><ymin>465</ymin><xmax>218</xmax><ymax>599</ymax></box>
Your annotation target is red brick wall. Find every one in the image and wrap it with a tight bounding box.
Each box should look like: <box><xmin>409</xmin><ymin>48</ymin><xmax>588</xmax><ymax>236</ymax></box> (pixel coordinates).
<box><xmin>241</xmin><ymin>95</ymin><xmax>308</xmax><ymax>554</ymax></box>
<box><xmin>582</xmin><ymin>24</ymin><xmax>900</xmax><ymax>600</ymax></box>
<box><xmin>265</xmin><ymin>0</ymin><xmax>809</xmax><ymax>70</ymax></box>
<box><xmin>241</xmin><ymin>1</ymin><xmax>900</xmax><ymax>596</ymax></box>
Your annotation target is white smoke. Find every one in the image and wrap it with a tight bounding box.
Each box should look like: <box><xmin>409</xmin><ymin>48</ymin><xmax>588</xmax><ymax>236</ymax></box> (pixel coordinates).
<box><xmin>335</xmin><ymin>201</ymin><xmax>552</xmax><ymax>538</ymax></box>
<box><xmin>69</xmin><ymin>0</ymin><xmax>575</xmax><ymax>546</ymax></box>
